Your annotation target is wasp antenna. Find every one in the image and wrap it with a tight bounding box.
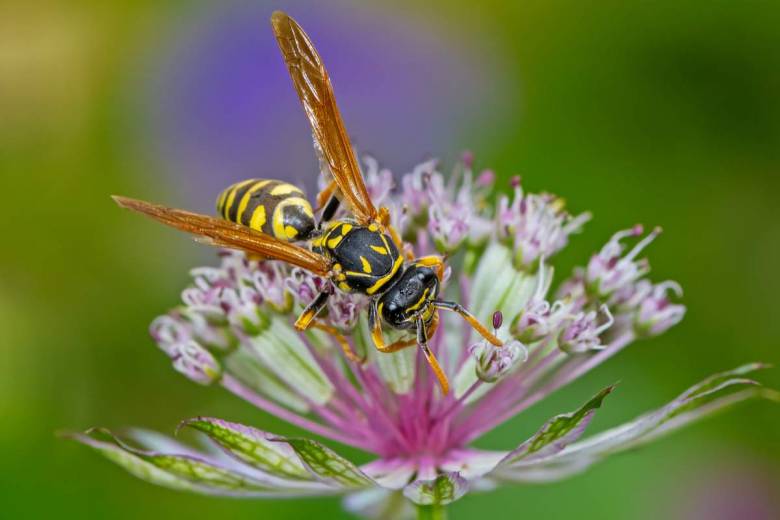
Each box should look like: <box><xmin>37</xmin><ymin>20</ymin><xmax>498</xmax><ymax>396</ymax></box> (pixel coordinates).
<box><xmin>111</xmin><ymin>194</ymin><xmax>132</xmax><ymax>208</ymax></box>
<box><xmin>434</xmin><ymin>300</ymin><xmax>503</xmax><ymax>347</ymax></box>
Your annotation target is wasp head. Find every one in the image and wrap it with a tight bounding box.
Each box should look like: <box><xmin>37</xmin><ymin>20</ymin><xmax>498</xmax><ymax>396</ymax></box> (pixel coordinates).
<box><xmin>379</xmin><ymin>265</ymin><xmax>439</xmax><ymax>329</ymax></box>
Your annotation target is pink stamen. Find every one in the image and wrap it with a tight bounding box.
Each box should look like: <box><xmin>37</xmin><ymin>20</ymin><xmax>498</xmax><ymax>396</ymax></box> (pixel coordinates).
<box><xmin>625</xmin><ymin>226</ymin><xmax>662</xmax><ymax>262</ymax></box>
<box><xmin>221</xmin><ymin>375</ymin><xmax>373</xmax><ymax>451</ymax></box>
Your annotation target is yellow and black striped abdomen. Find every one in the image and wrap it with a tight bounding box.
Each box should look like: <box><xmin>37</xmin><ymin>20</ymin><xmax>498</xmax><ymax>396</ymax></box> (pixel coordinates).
<box><xmin>216</xmin><ymin>179</ymin><xmax>315</xmax><ymax>242</ymax></box>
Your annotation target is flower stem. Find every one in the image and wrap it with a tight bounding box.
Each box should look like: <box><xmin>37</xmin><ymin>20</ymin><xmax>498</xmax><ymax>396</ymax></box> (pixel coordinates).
<box><xmin>417</xmin><ymin>504</ymin><xmax>448</xmax><ymax>520</ymax></box>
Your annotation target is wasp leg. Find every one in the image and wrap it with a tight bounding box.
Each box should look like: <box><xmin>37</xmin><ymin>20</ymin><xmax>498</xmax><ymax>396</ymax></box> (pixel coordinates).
<box><xmin>413</xmin><ymin>255</ymin><xmax>446</xmax><ymax>281</ymax></box>
<box><xmin>316</xmin><ymin>179</ymin><xmax>339</xmax><ymax>210</ymax></box>
<box><xmin>368</xmin><ymin>300</ymin><xmax>416</xmax><ymax>352</ymax></box>
<box><xmin>434</xmin><ymin>300</ymin><xmax>503</xmax><ymax>346</ymax></box>
<box><xmin>316</xmin><ymin>179</ymin><xmax>344</xmax><ymax>225</ymax></box>
<box><xmin>308</xmin><ymin>320</ymin><xmax>365</xmax><ymax>363</ymax></box>
<box><xmin>374</xmin><ymin>337</ymin><xmax>418</xmax><ymax>353</ymax></box>
<box><xmin>416</xmin><ymin>317</ymin><xmax>450</xmax><ymax>395</ymax></box>
<box><xmin>294</xmin><ymin>289</ymin><xmax>331</xmax><ymax>331</ymax></box>
<box><xmin>369</xmin><ymin>302</ymin><xmax>447</xmax><ymax>393</ymax></box>
<box><xmin>320</xmin><ymin>193</ymin><xmax>342</xmax><ymax>224</ymax></box>
<box><xmin>368</xmin><ymin>299</ymin><xmax>385</xmax><ymax>350</ymax></box>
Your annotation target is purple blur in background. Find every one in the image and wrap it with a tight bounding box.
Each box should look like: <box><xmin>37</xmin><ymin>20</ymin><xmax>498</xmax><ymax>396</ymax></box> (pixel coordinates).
<box><xmin>669</xmin><ymin>459</ymin><xmax>780</xmax><ymax>520</ymax></box>
<box><xmin>141</xmin><ymin>1</ymin><xmax>507</xmax><ymax>209</ymax></box>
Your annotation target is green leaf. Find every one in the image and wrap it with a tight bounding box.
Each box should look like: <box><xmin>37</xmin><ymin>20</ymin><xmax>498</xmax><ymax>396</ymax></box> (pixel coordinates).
<box><xmin>403</xmin><ymin>472</ymin><xmax>467</xmax><ymax>506</ymax></box>
<box><xmin>490</xmin><ymin>364</ymin><xmax>777</xmax><ymax>483</ymax></box>
<box><xmin>662</xmin><ymin>362</ymin><xmax>769</xmax><ymax>423</ymax></box>
<box><xmin>67</xmin><ymin>428</ymin><xmax>326</xmax><ymax>497</ymax></box>
<box><xmin>275</xmin><ymin>437</ymin><xmax>374</xmax><ymax>488</ymax></box>
<box><xmin>501</xmin><ymin>385</ymin><xmax>615</xmax><ymax>465</ymax></box>
<box><xmin>182</xmin><ymin>418</ymin><xmax>312</xmax><ymax>480</ymax></box>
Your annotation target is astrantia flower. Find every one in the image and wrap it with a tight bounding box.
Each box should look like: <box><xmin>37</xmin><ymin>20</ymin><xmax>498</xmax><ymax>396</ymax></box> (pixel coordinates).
<box><xmin>70</xmin><ymin>154</ymin><xmax>777</xmax><ymax>519</ymax></box>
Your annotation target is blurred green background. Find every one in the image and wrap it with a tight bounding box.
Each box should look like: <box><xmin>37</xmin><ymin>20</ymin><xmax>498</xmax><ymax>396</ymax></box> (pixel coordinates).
<box><xmin>2</xmin><ymin>0</ymin><xmax>778</xmax><ymax>518</ymax></box>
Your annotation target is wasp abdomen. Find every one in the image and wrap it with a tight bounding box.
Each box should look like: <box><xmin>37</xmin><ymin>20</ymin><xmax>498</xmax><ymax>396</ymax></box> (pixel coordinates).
<box><xmin>216</xmin><ymin>179</ymin><xmax>315</xmax><ymax>242</ymax></box>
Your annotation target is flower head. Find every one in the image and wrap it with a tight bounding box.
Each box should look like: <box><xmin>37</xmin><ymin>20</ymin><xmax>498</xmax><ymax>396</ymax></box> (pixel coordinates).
<box><xmin>72</xmin><ymin>154</ymin><xmax>776</xmax><ymax>518</ymax></box>
<box><xmin>470</xmin><ymin>338</ymin><xmax>528</xmax><ymax>383</ymax></box>
<box><xmin>585</xmin><ymin>224</ymin><xmax>661</xmax><ymax>298</ymax></box>
<box><xmin>497</xmin><ymin>178</ymin><xmax>591</xmax><ymax>270</ymax></box>
<box><xmin>633</xmin><ymin>280</ymin><xmax>687</xmax><ymax>337</ymax></box>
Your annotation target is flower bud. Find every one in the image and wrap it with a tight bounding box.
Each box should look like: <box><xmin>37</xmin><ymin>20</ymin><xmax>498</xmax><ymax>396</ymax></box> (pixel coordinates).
<box><xmin>586</xmin><ymin>226</ymin><xmax>661</xmax><ymax>298</ymax></box>
<box><xmin>219</xmin><ymin>286</ymin><xmax>269</xmax><ymax>336</ymax></box>
<box><xmin>492</xmin><ymin>311</ymin><xmax>504</xmax><ymax>330</ymax></box>
<box><xmin>253</xmin><ymin>262</ymin><xmax>293</xmax><ymax>313</ymax></box>
<box><xmin>476</xmin><ymin>169</ymin><xmax>495</xmax><ymax>187</ymax></box>
<box><xmin>169</xmin><ymin>340</ymin><xmax>222</xmax><ymax>385</ymax></box>
<box><xmin>365</xmin><ymin>155</ymin><xmax>393</xmax><ymax>195</ymax></box>
<box><xmin>461</xmin><ymin>150</ymin><xmax>474</xmax><ymax>169</ymax></box>
<box><xmin>400</xmin><ymin>159</ymin><xmax>438</xmax><ymax>215</ymax></box>
<box><xmin>558</xmin><ymin>305</ymin><xmax>614</xmax><ymax>353</ymax></box>
<box><xmin>497</xmin><ymin>180</ymin><xmax>591</xmax><ymax>270</ymax></box>
<box><xmin>634</xmin><ymin>281</ymin><xmax>686</xmax><ymax>337</ymax></box>
<box><xmin>469</xmin><ymin>339</ymin><xmax>527</xmax><ymax>383</ymax></box>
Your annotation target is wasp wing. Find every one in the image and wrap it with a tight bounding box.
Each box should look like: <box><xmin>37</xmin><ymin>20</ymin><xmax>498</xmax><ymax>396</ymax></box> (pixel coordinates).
<box><xmin>270</xmin><ymin>11</ymin><xmax>377</xmax><ymax>224</ymax></box>
<box><xmin>113</xmin><ymin>196</ymin><xmax>331</xmax><ymax>276</ymax></box>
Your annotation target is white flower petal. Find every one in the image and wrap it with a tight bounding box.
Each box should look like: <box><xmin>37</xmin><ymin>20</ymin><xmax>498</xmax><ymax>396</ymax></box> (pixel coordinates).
<box><xmin>244</xmin><ymin>316</ymin><xmax>334</xmax><ymax>405</ymax></box>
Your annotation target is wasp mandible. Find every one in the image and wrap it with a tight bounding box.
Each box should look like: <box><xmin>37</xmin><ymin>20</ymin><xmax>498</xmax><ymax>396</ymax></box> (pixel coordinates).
<box><xmin>113</xmin><ymin>11</ymin><xmax>502</xmax><ymax>394</ymax></box>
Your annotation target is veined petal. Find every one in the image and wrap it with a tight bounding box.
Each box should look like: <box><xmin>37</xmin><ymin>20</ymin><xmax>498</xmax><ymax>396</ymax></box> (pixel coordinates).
<box><xmin>125</xmin><ymin>427</ymin><xmax>205</xmax><ymax>457</ymax></box>
<box><xmin>182</xmin><ymin>417</ymin><xmax>313</xmax><ymax>480</ymax></box>
<box><xmin>272</xmin><ymin>436</ymin><xmax>376</xmax><ymax>489</ymax></box>
<box><xmin>499</xmin><ymin>385</ymin><xmax>615</xmax><ymax>465</ymax></box>
<box><xmin>244</xmin><ymin>316</ymin><xmax>334</xmax><ymax>405</ymax></box>
<box><xmin>223</xmin><ymin>348</ymin><xmax>310</xmax><ymax>413</ymax></box>
<box><xmin>469</xmin><ymin>244</ymin><xmax>531</xmax><ymax>328</ymax></box>
<box><xmin>486</xmin><ymin>364</ymin><xmax>777</xmax><ymax>483</ymax></box>
<box><xmin>455</xmin><ymin>244</ymin><xmax>543</xmax><ymax>398</ymax></box>
<box><xmin>402</xmin><ymin>472</ymin><xmax>468</xmax><ymax>506</ymax></box>
<box><xmin>125</xmin><ymin>427</ymin><xmax>264</xmax><ymax>474</ymax></box>
<box><xmin>67</xmin><ymin>428</ymin><xmax>334</xmax><ymax>497</ymax></box>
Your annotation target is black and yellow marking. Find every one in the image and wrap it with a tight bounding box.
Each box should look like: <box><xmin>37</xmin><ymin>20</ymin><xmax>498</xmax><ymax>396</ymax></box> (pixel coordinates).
<box><xmin>216</xmin><ymin>179</ymin><xmax>315</xmax><ymax>242</ymax></box>
<box><xmin>359</xmin><ymin>256</ymin><xmax>372</xmax><ymax>274</ymax></box>
<box><xmin>294</xmin><ymin>288</ymin><xmax>330</xmax><ymax>331</ymax></box>
<box><xmin>311</xmin><ymin>220</ymin><xmax>403</xmax><ymax>295</ymax></box>
<box><xmin>407</xmin><ymin>288</ymin><xmax>430</xmax><ymax>313</ymax></box>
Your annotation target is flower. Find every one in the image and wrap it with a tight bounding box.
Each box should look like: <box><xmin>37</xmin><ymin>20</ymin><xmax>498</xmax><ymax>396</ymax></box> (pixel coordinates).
<box><xmin>497</xmin><ymin>177</ymin><xmax>591</xmax><ymax>270</ymax></box>
<box><xmin>70</xmin><ymin>154</ymin><xmax>777</xmax><ymax>519</ymax></box>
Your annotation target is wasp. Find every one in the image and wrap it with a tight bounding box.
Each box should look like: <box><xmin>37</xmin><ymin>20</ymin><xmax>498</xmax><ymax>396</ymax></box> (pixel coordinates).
<box><xmin>216</xmin><ymin>179</ymin><xmax>315</xmax><ymax>242</ymax></box>
<box><xmin>113</xmin><ymin>11</ymin><xmax>502</xmax><ymax>394</ymax></box>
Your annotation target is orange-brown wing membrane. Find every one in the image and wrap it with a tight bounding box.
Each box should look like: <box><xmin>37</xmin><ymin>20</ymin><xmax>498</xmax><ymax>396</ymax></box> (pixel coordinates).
<box><xmin>271</xmin><ymin>11</ymin><xmax>377</xmax><ymax>224</ymax></box>
<box><xmin>113</xmin><ymin>196</ymin><xmax>331</xmax><ymax>276</ymax></box>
